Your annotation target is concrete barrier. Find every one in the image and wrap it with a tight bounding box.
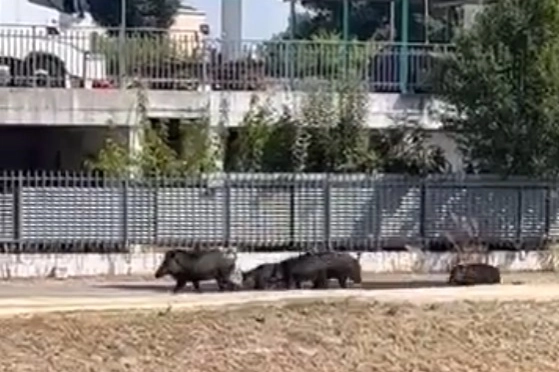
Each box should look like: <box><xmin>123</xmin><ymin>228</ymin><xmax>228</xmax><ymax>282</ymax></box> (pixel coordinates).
<box><xmin>0</xmin><ymin>250</ymin><xmax>554</xmax><ymax>279</ymax></box>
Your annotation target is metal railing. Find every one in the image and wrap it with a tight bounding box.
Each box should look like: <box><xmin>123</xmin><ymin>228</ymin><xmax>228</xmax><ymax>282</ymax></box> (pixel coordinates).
<box><xmin>0</xmin><ymin>25</ymin><xmax>453</xmax><ymax>92</ymax></box>
<box><xmin>0</xmin><ymin>171</ymin><xmax>554</xmax><ymax>252</ymax></box>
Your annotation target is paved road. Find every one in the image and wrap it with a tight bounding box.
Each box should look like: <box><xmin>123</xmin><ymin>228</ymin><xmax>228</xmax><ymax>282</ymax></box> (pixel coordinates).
<box><xmin>1</xmin><ymin>282</ymin><xmax>559</xmax><ymax>316</ymax></box>
<box><xmin>0</xmin><ymin>272</ymin><xmax>556</xmax><ymax>316</ymax></box>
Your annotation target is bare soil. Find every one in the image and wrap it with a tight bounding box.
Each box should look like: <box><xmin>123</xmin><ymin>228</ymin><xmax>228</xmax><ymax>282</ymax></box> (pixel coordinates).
<box><xmin>1</xmin><ymin>298</ymin><xmax>559</xmax><ymax>372</ymax></box>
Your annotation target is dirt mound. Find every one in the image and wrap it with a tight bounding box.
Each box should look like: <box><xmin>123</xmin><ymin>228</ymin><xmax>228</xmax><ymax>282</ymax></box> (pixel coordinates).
<box><xmin>0</xmin><ymin>299</ymin><xmax>558</xmax><ymax>372</ymax></box>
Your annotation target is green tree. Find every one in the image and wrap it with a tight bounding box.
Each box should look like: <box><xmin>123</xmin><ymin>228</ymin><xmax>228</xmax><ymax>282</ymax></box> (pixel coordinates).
<box><xmin>174</xmin><ymin>117</ymin><xmax>221</xmax><ymax>174</ymax></box>
<box><xmin>291</xmin><ymin>0</ymin><xmax>392</xmax><ymax>41</ymax></box>
<box><xmin>284</xmin><ymin>0</ymin><xmax>463</xmax><ymax>43</ymax></box>
<box><xmin>434</xmin><ymin>0</ymin><xmax>559</xmax><ymax>176</ymax></box>
<box><xmin>301</xmin><ymin>81</ymin><xmax>377</xmax><ymax>172</ymax></box>
<box><xmin>231</xmin><ymin>95</ymin><xmax>274</xmax><ymax>172</ymax></box>
<box><xmin>372</xmin><ymin>117</ymin><xmax>448</xmax><ymax>175</ymax></box>
<box><xmin>87</xmin><ymin>0</ymin><xmax>180</xmax><ymax>30</ymax></box>
<box><xmin>261</xmin><ymin>107</ymin><xmax>308</xmax><ymax>172</ymax></box>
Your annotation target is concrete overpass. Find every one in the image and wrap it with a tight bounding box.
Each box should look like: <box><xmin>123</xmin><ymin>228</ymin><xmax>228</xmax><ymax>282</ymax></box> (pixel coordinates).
<box><xmin>0</xmin><ymin>88</ymin><xmax>442</xmax><ymax>129</ymax></box>
<box><xmin>0</xmin><ymin>88</ymin><xmax>463</xmax><ymax>172</ymax></box>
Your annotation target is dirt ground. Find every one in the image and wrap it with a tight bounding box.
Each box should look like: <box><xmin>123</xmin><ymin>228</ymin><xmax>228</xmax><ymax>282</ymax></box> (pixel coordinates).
<box><xmin>2</xmin><ymin>272</ymin><xmax>559</xmax><ymax>371</ymax></box>
<box><xmin>1</xmin><ymin>298</ymin><xmax>559</xmax><ymax>372</ymax></box>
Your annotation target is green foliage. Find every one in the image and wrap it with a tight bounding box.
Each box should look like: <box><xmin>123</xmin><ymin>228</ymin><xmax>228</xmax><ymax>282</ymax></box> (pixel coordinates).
<box><xmin>434</xmin><ymin>0</ymin><xmax>559</xmax><ymax>176</ymax></box>
<box><xmin>261</xmin><ymin>107</ymin><xmax>306</xmax><ymax>172</ymax></box>
<box><xmin>372</xmin><ymin>117</ymin><xmax>449</xmax><ymax>175</ymax></box>
<box><xmin>299</xmin><ymin>81</ymin><xmax>377</xmax><ymax>173</ymax></box>
<box><xmin>289</xmin><ymin>0</ymin><xmax>457</xmax><ymax>43</ymax></box>
<box><xmin>83</xmin><ymin>131</ymin><xmax>132</xmax><ymax>177</ymax></box>
<box><xmin>86</xmin><ymin>85</ymin><xmax>217</xmax><ymax>176</ymax></box>
<box><xmin>233</xmin><ymin>95</ymin><xmax>274</xmax><ymax>172</ymax></box>
<box><xmin>331</xmin><ymin>81</ymin><xmax>377</xmax><ymax>172</ymax></box>
<box><xmin>175</xmin><ymin>118</ymin><xmax>221</xmax><ymax>174</ymax></box>
<box><xmin>226</xmin><ymin>81</ymin><xmax>440</xmax><ymax>175</ymax></box>
<box><xmin>299</xmin><ymin>86</ymin><xmax>337</xmax><ymax>172</ymax></box>
<box><xmin>87</xmin><ymin>0</ymin><xmax>180</xmax><ymax>30</ymax></box>
<box><xmin>291</xmin><ymin>1</ymin><xmax>392</xmax><ymax>41</ymax></box>
<box><xmin>87</xmin><ymin>79</ymin><xmax>443</xmax><ymax>177</ymax></box>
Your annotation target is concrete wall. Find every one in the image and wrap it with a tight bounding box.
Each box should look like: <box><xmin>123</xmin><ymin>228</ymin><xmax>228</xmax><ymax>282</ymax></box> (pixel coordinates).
<box><xmin>0</xmin><ymin>89</ymin><xmax>208</xmax><ymax>126</ymax></box>
<box><xmin>0</xmin><ymin>251</ymin><xmax>554</xmax><ymax>279</ymax></box>
<box><xmin>209</xmin><ymin>91</ymin><xmax>443</xmax><ymax>130</ymax></box>
<box><xmin>0</xmin><ymin>89</ymin><xmax>440</xmax><ymax>128</ymax></box>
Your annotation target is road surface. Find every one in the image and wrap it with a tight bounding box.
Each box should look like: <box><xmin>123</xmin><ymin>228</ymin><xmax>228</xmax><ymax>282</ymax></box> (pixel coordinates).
<box><xmin>0</xmin><ymin>272</ymin><xmax>557</xmax><ymax>316</ymax></box>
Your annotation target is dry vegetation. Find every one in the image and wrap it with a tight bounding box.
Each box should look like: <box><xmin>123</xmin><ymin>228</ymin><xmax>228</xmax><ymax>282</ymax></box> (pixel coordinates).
<box><xmin>1</xmin><ymin>299</ymin><xmax>559</xmax><ymax>372</ymax></box>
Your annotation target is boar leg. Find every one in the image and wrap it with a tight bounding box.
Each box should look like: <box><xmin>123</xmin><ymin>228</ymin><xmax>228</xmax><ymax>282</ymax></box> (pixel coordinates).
<box><xmin>172</xmin><ymin>277</ymin><xmax>188</xmax><ymax>293</ymax></box>
<box><xmin>192</xmin><ymin>280</ymin><xmax>201</xmax><ymax>292</ymax></box>
<box><xmin>312</xmin><ymin>270</ymin><xmax>328</xmax><ymax>289</ymax></box>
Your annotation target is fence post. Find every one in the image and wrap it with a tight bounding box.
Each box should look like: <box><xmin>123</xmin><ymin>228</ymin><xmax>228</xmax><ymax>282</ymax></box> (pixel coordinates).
<box><xmin>419</xmin><ymin>178</ymin><xmax>427</xmax><ymax>248</ymax></box>
<box><xmin>516</xmin><ymin>185</ymin><xmax>524</xmax><ymax>244</ymax></box>
<box><xmin>153</xmin><ymin>175</ymin><xmax>159</xmax><ymax>245</ymax></box>
<box><xmin>13</xmin><ymin>171</ymin><xmax>23</xmax><ymax>253</ymax></box>
<box><xmin>289</xmin><ymin>175</ymin><xmax>296</xmax><ymax>248</ymax></box>
<box><xmin>223</xmin><ymin>173</ymin><xmax>231</xmax><ymax>248</ymax></box>
<box><xmin>545</xmin><ymin>182</ymin><xmax>552</xmax><ymax>238</ymax></box>
<box><xmin>121</xmin><ymin>176</ymin><xmax>129</xmax><ymax>251</ymax></box>
<box><xmin>323</xmin><ymin>174</ymin><xmax>331</xmax><ymax>250</ymax></box>
<box><xmin>372</xmin><ymin>176</ymin><xmax>384</xmax><ymax>251</ymax></box>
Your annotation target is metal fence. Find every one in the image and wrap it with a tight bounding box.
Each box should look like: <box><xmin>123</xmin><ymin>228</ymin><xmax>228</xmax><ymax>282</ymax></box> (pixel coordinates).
<box><xmin>0</xmin><ymin>25</ymin><xmax>453</xmax><ymax>93</ymax></box>
<box><xmin>0</xmin><ymin>172</ymin><xmax>555</xmax><ymax>252</ymax></box>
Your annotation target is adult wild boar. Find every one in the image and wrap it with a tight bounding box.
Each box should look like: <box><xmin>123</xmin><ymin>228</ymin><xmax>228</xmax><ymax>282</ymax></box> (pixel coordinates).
<box><xmin>155</xmin><ymin>248</ymin><xmax>238</xmax><ymax>293</ymax></box>
<box><xmin>242</xmin><ymin>263</ymin><xmax>280</xmax><ymax>290</ymax></box>
<box><xmin>448</xmin><ymin>263</ymin><xmax>501</xmax><ymax>286</ymax></box>
<box><xmin>276</xmin><ymin>253</ymin><xmax>329</xmax><ymax>289</ymax></box>
<box><xmin>318</xmin><ymin>252</ymin><xmax>363</xmax><ymax>288</ymax></box>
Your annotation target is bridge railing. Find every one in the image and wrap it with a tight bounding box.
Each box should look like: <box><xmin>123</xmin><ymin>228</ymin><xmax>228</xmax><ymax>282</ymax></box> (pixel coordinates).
<box><xmin>0</xmin><ymin>25</ymin><xmax>454</xmax><ymax>92</ymax></box>
<box><xmin>0</xmin><ymin>171</ymin><xmax>553</xmax><ymax>253</ymax></box>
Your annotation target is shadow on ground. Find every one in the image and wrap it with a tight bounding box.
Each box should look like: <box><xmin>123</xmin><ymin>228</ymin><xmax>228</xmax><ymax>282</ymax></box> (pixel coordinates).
<box><xmin>96</xmin><ymin>279</ymin><xmax>451</xmax><ymax>294</ymax></box>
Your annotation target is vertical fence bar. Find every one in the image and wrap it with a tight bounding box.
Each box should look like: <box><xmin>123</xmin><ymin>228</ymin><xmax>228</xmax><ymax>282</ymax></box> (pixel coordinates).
<box><xmin>323</xmin><ymin>174</ymin><xmax>331</xmax><ymax>250</ymax></box>
<box><xmin>223</xmin><ymin>173</ymin><xmax>231</xmax><ymax>248</ymax></box>
<box><xmin>373</xmin><ymin>177</ymin><xmax>383</xmax><ymax>251</ymax></box>
<box><xmin>516</xmin><ymin>185</ymin><xmax>523</xmax><ymax>243</ymax></box>
<box><xmin>13</xmin><ymin>171</ymin><xmax>23</xmax><ymax>253</ymax></box>
<box><xmin>545</xmin><ymin>181</ymin><xmax>552</xmax><ymax>238</ymax></box>
<box><xmin>419</xmin><ymin>178</ymin><xmax>427</xmax><ymax>248</ymax></box>
<box><xmin>289</xmin><ymin>176</ymin><xmax>296</xmax><ymax>248</ymax></box>
<box><xmin>121</xmin><ymin>176</ymin><xmax>129</xmax><ymax>251</ymax></box>
<box><xmin>153</xmin><ymin>175</ymin><xmax>159</xmax><ymax>245</ymax></box>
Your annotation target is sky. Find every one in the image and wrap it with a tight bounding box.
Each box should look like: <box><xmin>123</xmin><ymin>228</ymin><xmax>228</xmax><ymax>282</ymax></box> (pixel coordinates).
<box><xmin>187</xmin><ymin>0</ymin><xmax>295</xmax><ymax>40</ymax></box>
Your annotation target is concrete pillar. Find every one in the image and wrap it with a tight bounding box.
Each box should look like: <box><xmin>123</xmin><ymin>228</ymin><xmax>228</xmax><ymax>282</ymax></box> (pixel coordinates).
<box><xmin>221</xmin><ymin>0</ymin><xmax>242</xmax><ymax>61</ymax></box>
<box><xmin>127</xmin><ymin>116</ymin><xmax>143</xmax><ymax>178</ymax></box>
<box><xmin>209</xmin><ymin>125</ymin><xmax>225</xmax><ymax>171</ymax></box>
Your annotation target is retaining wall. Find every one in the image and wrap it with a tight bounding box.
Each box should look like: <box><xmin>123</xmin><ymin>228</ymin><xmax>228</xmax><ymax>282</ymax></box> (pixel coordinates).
<box><xmin>0</xmin><ymin>251</ymin><xmax>555</xmax><ymax>279</ymax></box>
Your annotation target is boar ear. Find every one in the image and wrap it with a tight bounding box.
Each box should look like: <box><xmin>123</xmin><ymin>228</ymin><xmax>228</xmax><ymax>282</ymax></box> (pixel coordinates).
<box><xmin>165</xmin><ymin>250</ymin><xmax>177</xmax><ymax>259</ymax></box>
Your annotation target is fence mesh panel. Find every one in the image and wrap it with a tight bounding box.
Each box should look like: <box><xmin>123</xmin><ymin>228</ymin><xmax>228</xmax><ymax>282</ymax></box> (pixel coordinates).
<box><xmin>0</xmin><ymin>172</ymin><xmax>552</xmax><ymax>252</ymax></box>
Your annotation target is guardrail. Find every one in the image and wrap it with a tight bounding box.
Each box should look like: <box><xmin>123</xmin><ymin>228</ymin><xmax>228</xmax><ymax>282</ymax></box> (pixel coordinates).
<box><xmin>0</xmin><ymin>171</ymin><xmax>553</xmax><ymax>252</ymax></box>
<box><xmin>0</xmin><ymin>25</ymin><xmax>453</xmax><ymax>92</ymax></box>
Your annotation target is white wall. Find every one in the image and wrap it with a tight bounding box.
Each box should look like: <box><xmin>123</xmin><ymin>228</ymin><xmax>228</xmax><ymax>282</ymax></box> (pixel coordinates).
<box><xmin>0</xmin><ymin>251</ymin><xmax>553</xmax><ymax>279</ymax></box>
